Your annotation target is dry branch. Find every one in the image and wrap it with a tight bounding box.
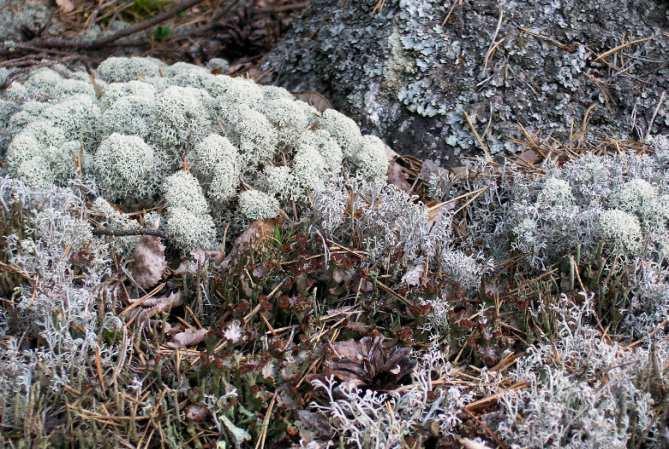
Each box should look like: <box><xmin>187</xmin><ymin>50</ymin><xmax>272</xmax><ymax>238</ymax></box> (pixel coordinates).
<box><xmin>39</xmin><ymin>0</ymin><xmax>206</xmax><ymax>49</ymax></box>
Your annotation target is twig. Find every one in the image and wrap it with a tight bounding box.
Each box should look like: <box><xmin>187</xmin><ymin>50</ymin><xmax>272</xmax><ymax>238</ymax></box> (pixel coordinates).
<box><xmin>93</xmin><ymin>227</ymin><xmax>167</xmax><ymax>239</ymax></box>
<box><xmin>442</xmin><ymin>0</ymin><xmax>463</xmax><ymax>25</ymax></box>
<box><xmin>463</xmin><ymin>110</ymin><xmax>493</xmax><ymax>163</ymax></box>
<box><xmin>483</xmin><ymin>6</ymin><xmax>504</xmax><ymax>72</ymax></box>
<box><xmin>594</xmin><ymin>36</ymin><xmax>653</xmax><ymax>62</ymax></box>
<box><xmin>372</xmin><ymin>0</ymin><xmax>386</xmax><ymax>14</ymax></box>
<box><xmin>644</xmin><ymin>90</ymin><xmax>666</xmax><ymax>141</ymax></box>
<box><xmin>2</xmin><ymin>0</ymin><xmax>207</xmax><ymax>51</ymax></box>
<box><xmin>517</xmin><ymin>26</ymin><xmax>575</xmax><ymax>52</ymax></box>
<box><xmin>254</xmin><ymin>391</ymin><xmax>277</xmax><ymax>449</ymax></box>
<box><xmin>258</xmin><ymin>1</ymin><xmax>309</xmax><ymax>13</ymax></box>
<box><xmin>464</xmin><ymin>381</ymin><xmax>528</xmax><ymax>413</ymax></box>
<box><xmin>121</xmin><ymin>283</ymin><xmax>167</xmax><ymax>316</ymax></box>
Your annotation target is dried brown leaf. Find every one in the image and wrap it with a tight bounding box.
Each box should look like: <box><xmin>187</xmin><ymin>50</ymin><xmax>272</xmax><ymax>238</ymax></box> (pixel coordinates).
<box><xmin>324</xmin><ymin>336</ymin><xmax>414</xmax><ymax>390</ymax></box>
<box><xmin>518</xmin><ymin>149</ymin><xmax>540</xmax><ymax>165</ymax></box>
<box><xmin>220</xmin><ymin>219</ymin><xmax>279</xmax><ymax>270</ymax></box>
<box><xmin>186</xmin><ymin>404</ymin><xmax>210</xmax><ymax>422</ymax></box>
<box><xmin>137</xmin><ymin>291</ymin><xmax>183</xmax><ymax>321</ymax></box>
<box><xmin>173</xmin><ymin>249</ymin><xmax>224</xmax><ymax>275</ymax></box>
<box><xmin>294</xmin><ymin>91</ymin><xmax>332</xmax><ymax>113</ymax></box>
<box><xmin>131</xmin><ymin>235</ymin><xmax>167</xmax><ymax>289</ymax></box>
<box><xmin>387</xmin><ymin>159</ymin><xmax>413</xmax><ymax>192</ymax></box>
<box><xmin>56</xmin><ymin>0</ymin><xmax>75</xmax><ymax>14</ymax></box>
<box><xmin>168</xmin><ymin>327</ymin><xmax>208</xmax><ymax>348</ymax></box>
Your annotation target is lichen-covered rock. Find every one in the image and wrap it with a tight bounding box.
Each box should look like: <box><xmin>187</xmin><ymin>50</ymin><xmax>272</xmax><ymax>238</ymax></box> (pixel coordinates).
<box><xmin>1</xmin><ymin>56</ymin><xmax>390</xmax><ymax>252</ymax></box>
<box><xmin>263</xmin><ymin>0</ymin><xmax>668</xmax><ymax>164</ymax></box>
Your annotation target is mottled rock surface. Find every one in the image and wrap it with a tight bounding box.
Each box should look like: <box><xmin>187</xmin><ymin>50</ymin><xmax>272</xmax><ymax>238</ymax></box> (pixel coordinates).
<box><xmin>263</xmin><ymin>0</ymin><xmax>669</xmax><ymax>164</ymax></box>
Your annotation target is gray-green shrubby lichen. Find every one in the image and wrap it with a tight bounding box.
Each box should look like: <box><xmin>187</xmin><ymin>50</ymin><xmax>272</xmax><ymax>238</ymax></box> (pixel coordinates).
<box><xmin>97</xmin><ymin>56</ymin><xmax>165</xmax><ymax>83</ymax></box>
<box><xmin>498</xmin><ymin>296</ymin><xmax>659</xmax><ymax>449</ymax></box>
<box><xmin>151</xmin><ymin>86</ymin><xmax>212</xmax><ymax>154</ymax></box>
<box><xmin>260</xmin><ymin>97</ymin><xmax>314</xmax><ymax>147</ymax></box>
<box><xmin>102</xmin><ymin>94</ymin><xmax>156</xmax><ymax>138</ymax></box>
<box><xmin>1</xmin><ymin>56</ymin><xmax>393</xmax><ymax>254</ymax></box>
<box><xmin>598</xmin><ymin>209</ymin><xmax>643</xmax><ymax>257</ymax></box>
<box><xmin>165</xmin><ymin>206</ymin><xmax>217</xmax><ymax>253</ymax></box>
<box><xmin>93</xmin><ymin>133</ymin><xmax>157</xmax><ymax>201</ymax></box>
<box><xmin>162</xmin><ymin>171</ymin><xmax>217</xmax><ymax>251</ymax></box>
<box><xmin>163</xmin><ymin>170</ymin><xmax>210</xmax><ymax>216</ymax></box>
<box><xmin>0</xmin><ymin>177</ymin><xmax>114</xmax><ymax>430</ymax></box>
<box><xmin>313</xmin><ymin>180</ymin><xmax>476</xmax><ymax>287</ymax></box>
<box><xmin>98</xmin><ymin>80</ymin><xmax>156</xmax><ymax>110</ymax></box>
<box><xmin>0</xmin><ymin>53</ymin><xmax>388</xmax><ymax>249</ymax></box>
<box><xmin>6</xmin><ymin>121</ymin><xmax>77</xmax><ymax>187</ymax></box>
<box><xmin>238</xmin><ymin>189</ymin><xmax>280</xmax><ymax>220</ymax></box>
<box><xmin>189</xmin><ymin>133</ymin><xmax>240</xmax><ymax>202</ymax></box>
<box><xmin>90</xmin><ymin>197</ymin><xmax>141</xmax><ymax>255</ymax></box>
<box><xmin>221</xmin><ymin>105</ymin><xmax>278</xmax><ymax>167</ymax></box>
<box><xmin>350</xmin><ymin>135</ymin><xmax>390</xmax><ymax>184</ymax></box>
<box><xmin>318</xmin><ymin>109</ymin><xmax>363</xmax><ymax>159</ymax></box>
<box><xmin>431</xmin><ymin>150</ymin><xmax>669</xmax><ymax>336</ymax></box>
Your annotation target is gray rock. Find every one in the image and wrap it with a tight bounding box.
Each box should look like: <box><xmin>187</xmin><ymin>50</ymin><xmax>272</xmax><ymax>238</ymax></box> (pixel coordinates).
<box><xmin>263</xmin><ymin>0</ymin><xmax>669</xmax><ymax>164</ymax></box>
<box><xmin>207</xmin><ymin>58</ymin><xmax>231</xmax><ymax>73</ymax></box>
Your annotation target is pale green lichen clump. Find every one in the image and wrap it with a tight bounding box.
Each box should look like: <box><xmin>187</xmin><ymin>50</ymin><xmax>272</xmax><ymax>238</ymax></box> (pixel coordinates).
<box><xmin>238</xmin><ymin>189</ymin><xmax>280</xmax><ymax>220</ymax></box>
<box><xmin>93</xmin><ymin>133</ymin><xmax>157</xmax><ymax>201</ymax></box>
<box><xmin>1</xmin><ymin>56</ymin><xmax>390</xmax><ymax>253</ymax></box>
<box><xmin>163</xmin><ymin>171</ymin><xmax>216</xmax><ymax>251</ymax></box>
<box><xmin>598</xmin><ymin>209</ymin><xmax>643</xmax><ymax>257</ymax></box>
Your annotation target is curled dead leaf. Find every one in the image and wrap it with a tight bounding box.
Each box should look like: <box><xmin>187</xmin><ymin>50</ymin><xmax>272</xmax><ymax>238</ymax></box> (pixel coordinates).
<box><xmin>323</xmin><ymin>336</ymin><xmax>414</xmax><ymax>390</ymax></box>
<box><xmin>136</xmin><ymin>291</ymin><xmax>183</xmax><ymax>322</ymax></box>
<box><xmin>387</xmin><ymin>159</ymin><xmax>413</xmax><ymax>192</ymax></box>
<box><xmin>173</xmin><ymin>249</ymin><xmax>225</xmax><ymax>275</ymax></box>
<box><xmin>168</xmin><ymin>327</ymin><xmax>208</xmax><ymax>349</ymax></box>
<box><xmin>459</xmin><ymin>438</ymin><xmax>493</xmax><ymax>449</ymax></box>
<box><xmin>185</xmin><ymin>404</ymin><xmax>210</xmax><ymax>422</ymax></box>
<box><xmin>131</xmin><ymin>235</ymin><xmax>167</xmax><ymax>289</ymax></box>
<box><xmin>517</xmin><ymin>149</ymin><xmax>540</xmax><ymax>165</ymax></box>
<box><xmin>220</xmin><ymin>219</ymin><xmax>280</xmax><ymax>270</ymax></box>
<box><xmin>56</xmin><ymin>0</ymin><xmax>75</xmax><ymax>14</ymax></box>
<box><xmin>293</xmin><ymin>91</ymin><xmax>332</xmax><ymax>113</ymax></box>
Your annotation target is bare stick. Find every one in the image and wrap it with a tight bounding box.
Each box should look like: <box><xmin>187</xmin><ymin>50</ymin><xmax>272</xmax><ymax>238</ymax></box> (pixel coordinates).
<box><xmin>594</xmin><ymin>36</ymin><xmax>653</xmax><ymax>62</ymax></box>
<box><xmin>463</xmin><ymin>110</ymin><xmax>493</xmax><ymax>163</ymax></box>
<box><xmin>645</xmin><ymin>90</ymin><xmax>666</xmax><ymax>142</ymax></box>
<box><xmin>3</xmin><ymin>0</ymin><xmax>207</xmax><ymax>51</ymax></box>
<box><xmin>93</xmin><ymin>227</ymin><xmax>167</xmax><ymax>239</ymax></box>
<box><xmin>483</xmin><ymin>6</ymin><xmax>504</xmax><ymax>72</ymax></box>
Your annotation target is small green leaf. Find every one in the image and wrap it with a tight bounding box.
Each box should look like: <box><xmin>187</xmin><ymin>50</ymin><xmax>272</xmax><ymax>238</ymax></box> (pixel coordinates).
<box><xmin>153</xmin><ymin>25</ymin><xmax>172</xmax><ymax>42</ymax></box>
